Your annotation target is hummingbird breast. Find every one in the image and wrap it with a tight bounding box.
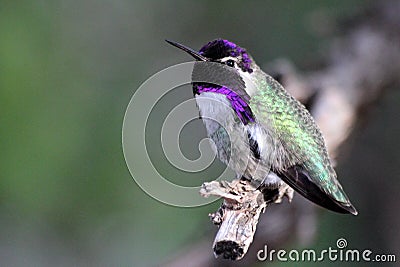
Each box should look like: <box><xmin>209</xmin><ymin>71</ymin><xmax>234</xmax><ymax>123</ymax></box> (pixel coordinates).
<box><xmin>195</xmin><ymin>92</ymin><xmax>233</xmax><ymax>135</ymax></box>
<box><xmin>195</xmin><ymin>91</ymin><xmax>281</xmax><ymax>186</ymax></box>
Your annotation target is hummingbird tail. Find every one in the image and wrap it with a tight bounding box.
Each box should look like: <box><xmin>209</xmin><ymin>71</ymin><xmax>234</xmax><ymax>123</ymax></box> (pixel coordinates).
<box><xmin>277</xmin><ymin>165</ymin><xmax>358</xmax><ymax>215</ymax></box>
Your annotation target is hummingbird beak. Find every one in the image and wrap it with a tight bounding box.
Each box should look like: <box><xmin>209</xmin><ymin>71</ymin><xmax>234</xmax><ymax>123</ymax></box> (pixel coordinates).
<box><xmin>166</xmin><ymin>40</ymin><xmax>209</xmax><ymax>61</ymax></box>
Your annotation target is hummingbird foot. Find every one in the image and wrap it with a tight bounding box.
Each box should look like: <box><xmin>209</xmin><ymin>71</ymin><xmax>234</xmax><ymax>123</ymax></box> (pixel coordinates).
<box><xmin>259</xmin><ymin>182</ymin><xmax>294</xmax><ymax>204</ymax></box>
<box><xmin>274</xmin><ymin>183</ymin><xmax>294</xmax><ymax>203</ymax></box>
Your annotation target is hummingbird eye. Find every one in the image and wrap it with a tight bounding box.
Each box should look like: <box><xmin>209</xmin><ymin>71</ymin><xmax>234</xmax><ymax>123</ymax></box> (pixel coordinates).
<box><xmin>226</xmin><ymin>59</ymin><xmax>235</xmax><ymax>67</ymax></box>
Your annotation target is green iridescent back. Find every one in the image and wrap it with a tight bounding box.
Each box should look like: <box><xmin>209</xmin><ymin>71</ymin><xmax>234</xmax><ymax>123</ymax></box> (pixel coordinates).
<box><xmin>250</xmin><ymin>74</ymin><xmax>349</xmax><ymax>203</ymax></box>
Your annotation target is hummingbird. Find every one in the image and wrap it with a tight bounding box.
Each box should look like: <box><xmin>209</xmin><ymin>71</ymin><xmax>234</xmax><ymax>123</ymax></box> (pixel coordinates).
<box><xmin>166</xmin><ymin>39</ymin><xmax>357</xmax><ymax>215</ymax></box>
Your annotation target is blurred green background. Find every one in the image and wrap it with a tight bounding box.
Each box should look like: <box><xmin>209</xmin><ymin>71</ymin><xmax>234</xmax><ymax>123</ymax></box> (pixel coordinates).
<box><xmin>1</xmin><ymin>0</ymin><xmax>399</xmax><ymax>266</ymax></box>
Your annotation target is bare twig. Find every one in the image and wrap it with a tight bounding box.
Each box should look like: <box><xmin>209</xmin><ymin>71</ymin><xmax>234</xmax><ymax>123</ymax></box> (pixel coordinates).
<box><xmin>199</xmin><ymin>180</ymin><xmax>267</xmax><ymax>260</ymax></box>
<box><xmin>200</xmin><ymin>179</ymin><xmax>295</xmax><ymax>260</ymax></box>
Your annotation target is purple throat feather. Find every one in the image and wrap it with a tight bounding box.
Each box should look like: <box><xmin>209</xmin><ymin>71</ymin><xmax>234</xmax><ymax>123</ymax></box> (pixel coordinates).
<box><xmin>195</xmin><ymin>85</ymin><xmax>255</xmax><ymax>125</ymax></box>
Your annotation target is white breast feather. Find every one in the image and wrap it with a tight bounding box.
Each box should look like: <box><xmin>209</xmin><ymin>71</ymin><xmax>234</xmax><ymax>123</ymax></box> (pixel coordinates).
<box><xmin>195</xmin><ymin>92</ymin><xmax>235</xmax><ymax>134</ymax></box>
<box><xmin>195</xmin><ymin>91</ymin><xmax>283</xmax><ymax>187</ymax></box>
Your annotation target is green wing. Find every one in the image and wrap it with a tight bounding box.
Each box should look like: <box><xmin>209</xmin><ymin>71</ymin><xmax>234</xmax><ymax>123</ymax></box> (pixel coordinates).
<box><xmin>249</xmin><ymin>75</ymin><xmax>357</xmax><ymax>214</ymax></box>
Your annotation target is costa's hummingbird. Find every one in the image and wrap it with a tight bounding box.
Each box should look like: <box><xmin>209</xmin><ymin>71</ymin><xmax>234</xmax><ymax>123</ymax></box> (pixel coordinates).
<box><xmin>166</xmin><ymin>39</ymin><xmax>357</xmax><ymax>215</ymax></box>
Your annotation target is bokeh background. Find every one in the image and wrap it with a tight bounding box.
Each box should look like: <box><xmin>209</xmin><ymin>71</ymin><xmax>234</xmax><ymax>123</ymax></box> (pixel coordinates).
<box><xmin>1</xmin><ymin>0</ymin><xmax>399</xmax><ymax>266</ymax></box>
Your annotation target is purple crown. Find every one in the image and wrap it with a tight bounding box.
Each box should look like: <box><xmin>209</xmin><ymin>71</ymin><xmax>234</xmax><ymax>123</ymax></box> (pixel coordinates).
<box><xmin>198</xmin><ymin>39</ymin><xmax>253</xmax><ymax>73</ymax></box>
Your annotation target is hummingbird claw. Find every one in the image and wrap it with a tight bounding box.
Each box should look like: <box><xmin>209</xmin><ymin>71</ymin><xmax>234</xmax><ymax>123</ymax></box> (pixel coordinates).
<box><xmin>274</xmin><ymin>183</ymin><xmax>294</xmax><ymax>203</ymax></box>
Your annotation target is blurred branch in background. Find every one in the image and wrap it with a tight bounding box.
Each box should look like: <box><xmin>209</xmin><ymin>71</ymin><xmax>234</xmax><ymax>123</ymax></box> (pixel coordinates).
<box><xmin>165</xmin><ymin>1</ymin><xmax>400</xmax><ymax>266</ymax></box>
